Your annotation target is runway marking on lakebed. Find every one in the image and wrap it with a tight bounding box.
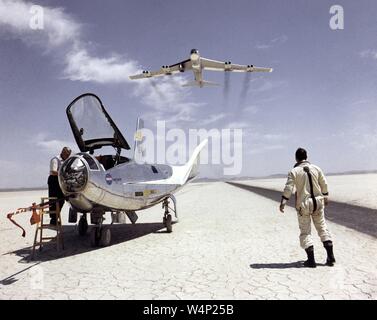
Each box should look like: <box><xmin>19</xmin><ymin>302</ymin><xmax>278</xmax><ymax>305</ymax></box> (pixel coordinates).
<box><xmin>226</xmin><ymin>182</ymin><xmax>377</xmax><ymax>238</ymax></box>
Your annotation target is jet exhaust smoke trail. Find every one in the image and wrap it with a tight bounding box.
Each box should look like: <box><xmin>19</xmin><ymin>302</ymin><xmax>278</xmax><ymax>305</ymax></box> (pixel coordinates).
<box><xmin>223</xmin><ymin>72</ymin><xmax>230</xmax><ymax>105</ymax></box>
<box><xmin>150</xmin><ymin>80</ymin><xmax>167</xmax><ymax>101</ymax></box>
<box><xmin>238</xmin><ymin>72</ymin><xmax>252</xmax><ymax>108</ymax></box>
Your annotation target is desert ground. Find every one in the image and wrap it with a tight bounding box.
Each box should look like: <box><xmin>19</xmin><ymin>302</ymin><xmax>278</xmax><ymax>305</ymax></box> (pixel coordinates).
<box><xmin>0</xmin><ymin>177</ymin><xmax>376</xmax><ymax>300</ymax></box>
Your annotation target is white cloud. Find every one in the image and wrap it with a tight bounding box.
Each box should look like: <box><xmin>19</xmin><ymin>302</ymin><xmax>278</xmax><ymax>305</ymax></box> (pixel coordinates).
<box><xmin>0</xmin><ymin>0</ymin><xmax>139</xmax><ymax>82</ymax></box>
<box><xmin>347</xmin><ymin>125</ymin><xmax>377</xmax><ymax>151</ymax></box>
<box><xmin>198</xmin><ymin>113</ymin><xmax>227</xmax><ymax>126</ymax></box>
<box><xmin>360</xmin><ymin>49</ymin><xmax>377</xmax><ymax>59</ymax></box>
<box><xmin>0</xmin><ymin>0</ymin><xmax>80</xmax><ymax>47</ymax></box>
<box><xmin>255</xmin><ymin>35</ymin><xmax>288</xmax><ymax>50</ymax></box>
<box><xmin>255</xmin><ymin>44</ymin><xmax>271</xmax><ymax>50</ymax></box>
<box><xmin>32</xmin><ymin>133</ymin><xmax>76</xmax><ymax>155</ymax></box>
<box><xmin>225</xmin><ymin>121</ymin><xmax>250</xmax><ymax>129</ymax></box>
<box><xmin>248</xmin><ymin>144</ymin><xmax>284</xmax><ymax>155</ymax></box>
<box><xmin>250</xmin><ymin>79</ymin><xmax>287</xmax><ymax>93</ymax></box>
<box><xmin>64</xmin><ymin>48</ymin><xmax>139</xmax><ymax>83</ymax></box>
<box><xmin>245</xmin><ymin>131</ymin><xmax>289</xmax><ymax>155</ymax></box>
<box><xmin>243</xmin><ymin>105</ymin><xmax>258</xmax><ymax>114</ymax></box>
<box><xmin>133</xmin><ymin>77</ymin><xmax>206</xmax><ymax>124</ymax></box>
<box><xmin>135</xmin><ymin>77</ymin><xmax>189</xmax><ymax>110</ymax></box>
<box><xmin>0</xmin><ymin>0</ymin><xmax>201</xmax><ymax>121</ymax></box>
<box><xmin>350</xmin><ymin>99</ymin><xmax>372</xmax><ymax>106</ymax></box>
<box><xmin>263</xmin><ymin>133</ymin><xmax>288</xmax><ymax>141</ymax></box>
<box><xmin>271</xmin><ymin>35</ymin><xmax>288</xmax><ymax>44</ymax></box>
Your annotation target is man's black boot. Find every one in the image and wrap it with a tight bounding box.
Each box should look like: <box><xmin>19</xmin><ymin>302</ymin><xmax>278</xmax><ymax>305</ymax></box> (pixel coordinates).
<box><xmin>323</xmin><ymin>241</ymin><xmax>336</xmax><ymax>266</ymax></box>
<box><xmin>304</xmin><ymin>246</ymin><xmax>316</xmax><ymax>268</ymax></box>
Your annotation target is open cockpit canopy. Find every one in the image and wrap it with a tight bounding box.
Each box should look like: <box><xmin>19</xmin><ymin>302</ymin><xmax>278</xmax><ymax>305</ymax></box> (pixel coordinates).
<box><xmin>66</xmin><ymin>93</ymin><xmax>130</xmax><ymax>153</ymax></box>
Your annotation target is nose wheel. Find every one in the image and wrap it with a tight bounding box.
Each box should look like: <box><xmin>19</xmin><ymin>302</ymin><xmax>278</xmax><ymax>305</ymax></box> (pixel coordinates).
<box><xmin>163</xmin><ymin>213</ymin><xmax>172</xmax><ymax>233</ymax></box>
<box><xmin>100</xmin><ymin>227</ymin><xmax>111</xmax><ymax>247</ymax></box>
<box><xmin>90</xmin><ymin>217</ymin><xmax>111</xmax><ymax>247</ymax></box>
<box><xmin>162</xmin><ymin>196</ymin><xmax>177</xmax><ymax>233</ymax></box>
<box><xmin>78</xmin><ymin>215</ymin><xmax>88</xmax><ymax>236</ymax></box>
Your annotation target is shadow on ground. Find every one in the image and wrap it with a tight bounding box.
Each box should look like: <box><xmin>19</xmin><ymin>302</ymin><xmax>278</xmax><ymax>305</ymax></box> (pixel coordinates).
<box><xmin>0</xmin><ymin>262</ymin><xmax>42</xmax><ymax>286</ymax></box>
<box><xmin>250</xmin><ymin>261</ymin><xmax>328</xmax><ymax>269</ymax></box>
<box><xmin>227</xmin><ymin>182</ymin><xmax>377</xmax><ymax>238</ymax></box>
<box><xmin>4</xmin><ymin>221</ymin><xmax>175</xmax><ymax>264</ymax></box>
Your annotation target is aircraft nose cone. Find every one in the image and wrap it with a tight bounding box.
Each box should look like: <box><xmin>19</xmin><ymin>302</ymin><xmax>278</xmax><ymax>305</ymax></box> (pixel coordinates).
<box><xmin>59</xmin><ymin>156</ymin><xmax>88</xmax><ymax>193</ymax></box>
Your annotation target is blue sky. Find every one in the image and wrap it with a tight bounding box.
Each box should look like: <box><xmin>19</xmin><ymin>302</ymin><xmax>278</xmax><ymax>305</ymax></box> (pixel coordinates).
<box><xmin>1</xmin><ymin>0</ymin><xmax>377</xmax><ymax>187</ymax></box>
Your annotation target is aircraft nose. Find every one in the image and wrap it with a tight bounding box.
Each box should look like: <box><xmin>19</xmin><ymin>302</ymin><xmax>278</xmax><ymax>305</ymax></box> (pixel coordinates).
<box><xmin>59</xmin><ymin>156</ymin><xmax>89</xmax><ymax>193</ymax></box>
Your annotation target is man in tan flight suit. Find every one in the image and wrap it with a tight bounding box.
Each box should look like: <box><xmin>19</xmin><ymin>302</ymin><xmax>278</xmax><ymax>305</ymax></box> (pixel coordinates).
<box><xmin>279</xmin><ymin>148</ymin><xmax>336</xmax><ymax>268</ymax></box>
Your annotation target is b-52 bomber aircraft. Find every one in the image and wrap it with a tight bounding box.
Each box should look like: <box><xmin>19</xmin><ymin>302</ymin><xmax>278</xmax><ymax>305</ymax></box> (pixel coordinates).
<box><xmin>58</xmin><ymin>93</ymin><xmax>207</xmax><ymax>247</ymax></box>
<box><xmin>129</xmin><ymin>49</ymin><xmax>273</xmax><ymax>88</ymax></box>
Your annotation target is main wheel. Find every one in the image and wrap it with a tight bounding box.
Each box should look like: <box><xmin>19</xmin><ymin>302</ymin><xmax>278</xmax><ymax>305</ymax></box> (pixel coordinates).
<box><xmin>165</xmin><ymin>214</ymin><xmax>172</xmax><ymax>233</ymax></box>
<box><xmin>90</xmin><ymin>227</ymin><xmax>101</xmax><ymax>247</ymax></box>
<box><xmin>100</xmin><ymin>228</ymin><xmax>111</xmax><ymax>247</ymax></box>
<box><xmin>78</xmin><ymin>217</ymin><xmax>88</xmax><ymax>236</ymax></box>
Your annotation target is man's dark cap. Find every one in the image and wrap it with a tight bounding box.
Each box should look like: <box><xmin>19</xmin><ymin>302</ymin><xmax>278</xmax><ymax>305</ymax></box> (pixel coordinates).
<box><xmin>295</xmin><ymin>148</ymin><xmax>307</xmax><ymax>162</ymax></box>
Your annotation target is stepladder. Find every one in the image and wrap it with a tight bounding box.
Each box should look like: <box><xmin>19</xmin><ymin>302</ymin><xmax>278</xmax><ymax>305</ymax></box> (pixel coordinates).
<box><xmin>31</xmin><ymin>197</ymin><xmax>64</xmax><ymax>259</ymax></box>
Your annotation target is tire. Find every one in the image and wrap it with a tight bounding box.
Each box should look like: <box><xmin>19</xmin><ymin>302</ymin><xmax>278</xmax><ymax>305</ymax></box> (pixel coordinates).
<box><xmin>78</xmin><ymin>217</ymin><xmax>88</xmax><ymax>236</ymax></box>
<box><xmin>165</xmin><ymin>214</ymin><xmax>172</xmax><ymax>233</ymax></box>
<box><xmin>100</xmin><ymin>228</ymin><xmax>111</xmax><ymax>247</ymax></box>
<box><xmin>90</xmin><ymin>227</ymin><xmax>101</xmax><ymax>247</ymax></box>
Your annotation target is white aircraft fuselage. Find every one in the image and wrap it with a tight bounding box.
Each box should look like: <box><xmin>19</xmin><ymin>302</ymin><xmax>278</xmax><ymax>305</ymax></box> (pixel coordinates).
<box><xmin>189</xmin><ymin>49</ymin><xmax>212</xmax><ymax>87</ymax></box>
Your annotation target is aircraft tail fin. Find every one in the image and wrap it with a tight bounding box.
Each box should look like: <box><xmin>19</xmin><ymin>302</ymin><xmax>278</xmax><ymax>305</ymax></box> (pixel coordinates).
<box><xmin>133</xmin><ymin>117</ymin><xmax>146</xmax><ymax>163</ymax></box>
<box><xmin>176</xmin><ymin>139</ymin><xmax>208</xmax><ymax>185</ymax></box>
<box><xmin>140</xmin><ymin>139</ymin><xmax>208</xmax><ymax>186</ymax></box>
<box><xmin>182</xmin><ymin>80</ymin><xmax>220</xmax><ymax>87</ymax></box>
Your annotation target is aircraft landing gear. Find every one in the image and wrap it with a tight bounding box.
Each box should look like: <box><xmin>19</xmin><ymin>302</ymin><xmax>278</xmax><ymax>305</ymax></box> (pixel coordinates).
<box><xmin>90</xmin><ymin>227</ymin><xmax>100</xmax><ymax>247</ymax></box>
<box><xmin>162</xmin><ymin>196</ymin><xmax>177</xmax><ymax>233</ymax></box>
<box><xmin>163</xmin><ymin>213</ymin><xmax>172</xmax><ymax>233</ymax></box>
<box><xmin>78</xmin><ymin>214</ymin><xmax>88</xmax><ymax>236</ymax></box>
<box><xmin>90</xmin><ymin>217</ymin><xmax>111</xmax><ymax>247</ymax></box>
<box><xmin>100</xmin><ymin>227</ymin><xmax>111</xmax><ymax>247</ymax></box>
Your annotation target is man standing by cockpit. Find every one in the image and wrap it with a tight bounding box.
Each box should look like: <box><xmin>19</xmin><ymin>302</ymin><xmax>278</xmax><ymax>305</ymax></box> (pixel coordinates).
<box><xmin>48</xmin><ymin>147</ymin><xmax>71</xmax><ymax>225</ymax></box>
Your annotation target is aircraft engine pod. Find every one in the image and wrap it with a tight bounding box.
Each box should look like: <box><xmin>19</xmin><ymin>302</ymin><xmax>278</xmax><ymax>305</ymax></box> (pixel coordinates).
<box><xmin>190</xmin><ymin>49</ymin><xmax>200</xmax><ymax>61</ymax></box>
<box><xmin>142</xmin><ymin>70</ymin><xmax>151</xmax><ymax>77</ymax></box>
<box><xmin>161</xmin><ymin>65</ymin><xmax>172</xmax><ymax>75</ymax></box>
<box><xmin>59</xmin><ymin>156</ymin><xmax>89</xmax><ymax>193</ymax></box>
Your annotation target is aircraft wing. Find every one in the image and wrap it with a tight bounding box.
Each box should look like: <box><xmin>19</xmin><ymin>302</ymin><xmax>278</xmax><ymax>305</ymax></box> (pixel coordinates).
<box><xmin>201</xmin><ymin>58</ymin><xmax>273</xmax><ymax>73</ymax></box>
<box><xmin>231</xmin><ymin>65</ymin><xmax>273</xmax><ymax>73</ymax></box>
<box><xmin>129</xmin><ymin>59</ymin><xmax>193</xmax><ymax>80</ymax></box>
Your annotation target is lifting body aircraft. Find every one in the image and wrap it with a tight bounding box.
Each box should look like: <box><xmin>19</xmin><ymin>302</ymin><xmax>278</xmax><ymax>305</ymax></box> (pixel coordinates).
<box><xmin>129</xmin><ymin>49</ymin><xmax>273</xmax><ymax>87</ymax></box>
<box><xmin>58</xmin><ymin>93</ymin><xmax>207</xmax><ymax>246</ymax></box>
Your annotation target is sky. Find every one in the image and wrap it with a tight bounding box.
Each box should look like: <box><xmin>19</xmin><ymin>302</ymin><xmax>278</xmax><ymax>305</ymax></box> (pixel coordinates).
<box><xmin>1</xmin><ymin>0</ymin><xmax>377</xmax><ymax>187</ymax></box>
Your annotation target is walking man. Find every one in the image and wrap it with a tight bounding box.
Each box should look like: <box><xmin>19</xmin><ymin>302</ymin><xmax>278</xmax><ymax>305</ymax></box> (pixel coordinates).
<box><xmin>279</xmin><ymin>148</ymin><xmax>336</xmax><ymax>268</ymax></box>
